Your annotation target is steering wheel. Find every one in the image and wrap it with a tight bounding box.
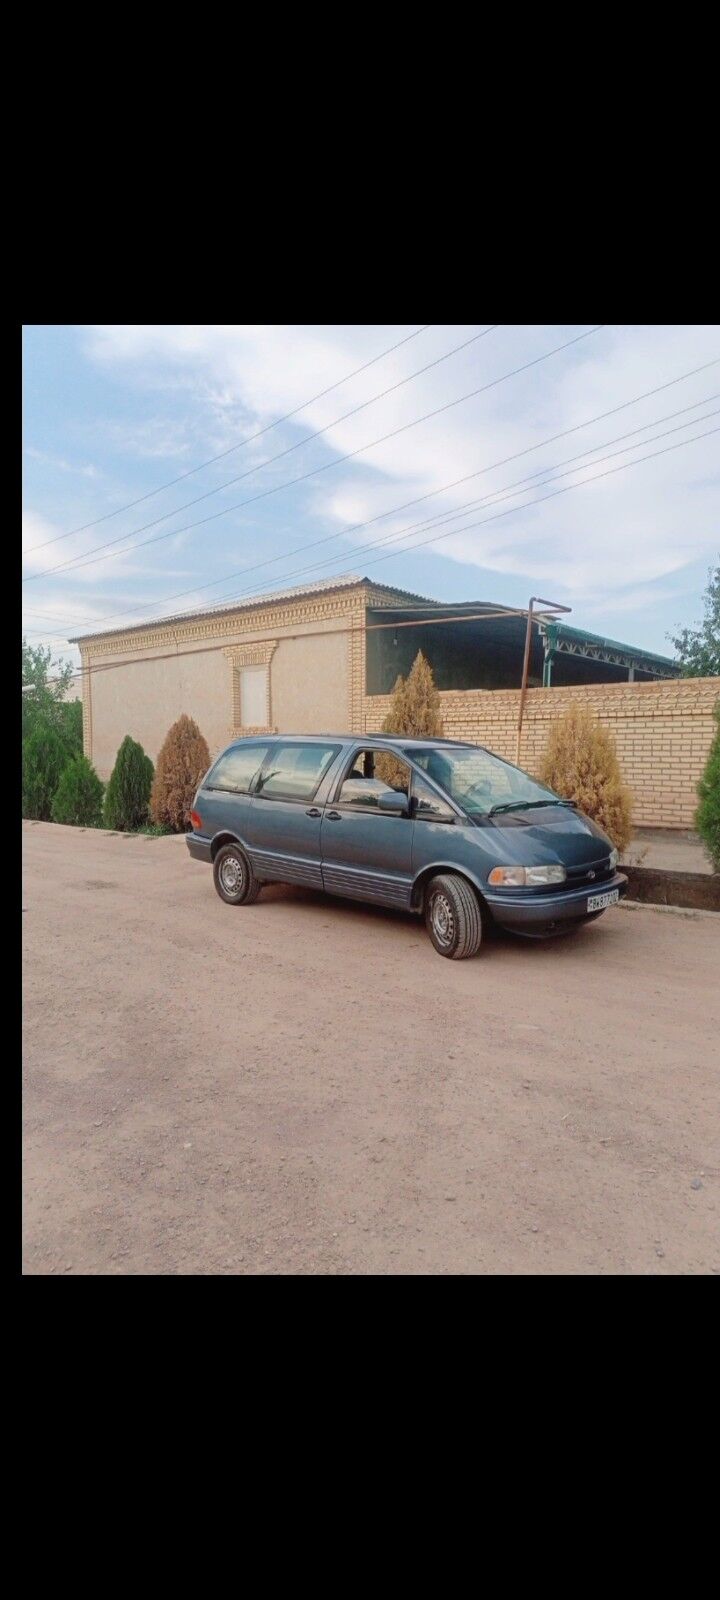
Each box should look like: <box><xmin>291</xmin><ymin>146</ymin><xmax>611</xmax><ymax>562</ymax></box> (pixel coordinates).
<box><xmin>464</xmin><ymin>780</ymin><xmax>493</xmax><ymax>805</ymax></box>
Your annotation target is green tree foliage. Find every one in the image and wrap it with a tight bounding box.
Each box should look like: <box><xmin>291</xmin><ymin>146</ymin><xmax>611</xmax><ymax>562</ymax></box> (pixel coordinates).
<box><xmin>669</xmin><ymin>561</ymin><xmax>720</xmax><ymax>677</ymax></box>
<box><xmin>695</xmin><ymin>699</ymin><xmax>720</xmax><ymax>869</ymax></box>
<box><xmin>22</xmin><ymin>723</ymin><xmax>69</xmax><ymax>820</ymax></box>
<box><xmin>51</xmin><ymin>755</ymin><xmax>105</xmax><ymax>828</ymax></box>
<box><xmin>104</xmin><ymin>736</ymin><xmax>154</xmax><ymax>831</ymax></box>
<box><xmin>539</xmin><ymin>703</ymin><xmax>633</xmax><ymax>850</ymax></box>
<box><xmin>22</xmin><ymin>639</ymin><xmax>83</xmax><ymax>756</ymax></box>
<box><xmin>150</xmin><ymin>715</ymin><xmax>211</xmax><ymax>832</ymax></box>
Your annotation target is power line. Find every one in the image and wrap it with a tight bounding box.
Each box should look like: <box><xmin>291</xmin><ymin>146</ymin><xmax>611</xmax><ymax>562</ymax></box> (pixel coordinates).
<box><xmin>24</xmin><ymin>324</ymin><xmax>499</xmax><ymax>577</ymax></box>
<box><xmin>117</xmin><ymin>353</ymin><xmax>715</xmax><ymax>632</ymax></box>
<box><xmin>351</xmin><ymin>424</ymin><xmax>720</xmax><ymax>581</ymax></box>
<box><xmin>46</xmin><ymin>423</ymin><xmax>716</xmax><ymax>663</ymax></box>
<box><xmin>31</xmin><ymin>371</ymin><xmax>716</xmax><ymax>643</ymax></box>
<box><xmin>24</xmin><ymin>325</ymin><xmax>603</xmax><ymax>584</ymax></box>
<box><xmin>26</xmin><ymin>324</ymin><xmax>434</xmax><ymax>550</ymax></box>
<box><xmin>152</xmin><ymin>414</ymin><xmax>718</xmax><ymax>615</ymax></box>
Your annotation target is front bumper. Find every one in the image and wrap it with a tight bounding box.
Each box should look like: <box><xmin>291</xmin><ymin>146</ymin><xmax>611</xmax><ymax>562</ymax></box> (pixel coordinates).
<box><xmin>186</xmin><ymin>832</ymin><xmax>212</xmax><ymax>864</ymax></box>
<box><xmin>484</xmin><ymin>871</ymin><xmax>628</xmax><ymax>931</ymax></box>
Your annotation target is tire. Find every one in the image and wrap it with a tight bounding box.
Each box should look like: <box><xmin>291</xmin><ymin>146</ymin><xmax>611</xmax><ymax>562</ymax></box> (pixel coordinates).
<box><xmin>424</xmin><ymin>873</ymin><xmax>483</xmax><ymax>960</ymax></box>
<box><xmin>213</xmin><ymin>842</ymin><xmax>261</xmax><ymax>906</ymax></box>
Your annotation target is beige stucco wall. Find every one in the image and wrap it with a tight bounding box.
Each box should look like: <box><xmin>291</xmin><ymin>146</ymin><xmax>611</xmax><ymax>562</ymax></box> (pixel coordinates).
<box><xmin>80</xmin><ymin>585</ymin><xmax>382</xmax><ymax>779</ymax></box>
<box><xmin>87</xmin><ymin>642</ymin><xmax>230</xmax><ymax>779</ymax></box>
<box><xmin>80</xmin><ymin>581</ymin><xmax>424</xmax><ymax>778</ymax></box>
<box><xmin>271</xmin><ymin>631</ymin><xmax>348</xmax><ymax>734</ymax></box>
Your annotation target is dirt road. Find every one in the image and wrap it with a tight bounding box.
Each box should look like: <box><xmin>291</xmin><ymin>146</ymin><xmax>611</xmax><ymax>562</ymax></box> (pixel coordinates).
<box><xmin>22</xmin><ymin>821</ymin><xmax>719</xmax><ymax>1275</ymax></box>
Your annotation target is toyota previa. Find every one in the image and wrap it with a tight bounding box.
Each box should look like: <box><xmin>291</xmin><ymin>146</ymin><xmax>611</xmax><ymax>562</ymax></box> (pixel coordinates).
<box><xmin>186</xmin><ymin>734</ymin><xmax>627</xmax><ymax>959</ymax></box>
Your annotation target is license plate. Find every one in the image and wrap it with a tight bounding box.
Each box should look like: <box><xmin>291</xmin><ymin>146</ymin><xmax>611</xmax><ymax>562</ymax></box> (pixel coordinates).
<box><xmin>587</xmin><ymin>889</ymin><xmax>619</xmax><ymax>912</ymax></box>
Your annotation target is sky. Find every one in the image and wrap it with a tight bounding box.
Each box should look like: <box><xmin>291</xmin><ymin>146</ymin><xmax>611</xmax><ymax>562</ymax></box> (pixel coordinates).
<box><xmin>22</xmin><ymin>324</ymin><xmax>720</xmax><ymax>672</ymax></box>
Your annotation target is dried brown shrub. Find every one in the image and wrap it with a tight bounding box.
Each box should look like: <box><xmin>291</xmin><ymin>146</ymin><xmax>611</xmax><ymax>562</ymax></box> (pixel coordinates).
<box><xmin>377</xmin><ymin>652</ymin><xmax>444</xmax><ymax>787</ymax></box>
<box><xmin>150</xmin><ymin>715</ymin><xmax>211</xmax><ymax>833</ymax></box>
<box><xmin>538</xmin><ymin>703</ymin><xmax>633</xmax><ymax>850</ymax></box>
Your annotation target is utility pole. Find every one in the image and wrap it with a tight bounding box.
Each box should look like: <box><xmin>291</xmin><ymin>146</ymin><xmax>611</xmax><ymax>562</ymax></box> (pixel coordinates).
<box><xmin>515</xmin><ymin>597</ymin><xmax>571</xmax><ymax>765</ymax></box>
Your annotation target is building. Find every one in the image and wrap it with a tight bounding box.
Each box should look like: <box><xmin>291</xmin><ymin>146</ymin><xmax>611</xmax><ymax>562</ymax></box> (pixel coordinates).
<box><xmin>71</xmin><ymin>573</ymin><xmax>678</xmax><ymax>782</ymax></box>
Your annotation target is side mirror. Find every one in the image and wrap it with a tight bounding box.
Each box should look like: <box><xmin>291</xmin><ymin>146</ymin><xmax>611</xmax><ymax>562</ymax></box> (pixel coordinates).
<box><xmin>377</xmin><ymin>789</ymin><xmax>410</xmax><ymax>817</ymax></box>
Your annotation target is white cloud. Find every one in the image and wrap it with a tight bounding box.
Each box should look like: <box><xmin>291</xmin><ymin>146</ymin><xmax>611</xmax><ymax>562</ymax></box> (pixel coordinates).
<box><xmin>24</xmin><ymin>447</ymin><xmax>98</xmax><ymax>478</ymax></box>
<box><xmin>82</xmin><ymin>324</ymin><xmax>719</xmax><ymax>613</ymax></box>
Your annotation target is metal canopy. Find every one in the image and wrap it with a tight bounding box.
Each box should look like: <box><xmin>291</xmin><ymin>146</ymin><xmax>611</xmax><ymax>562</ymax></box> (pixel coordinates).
<box><xmin>539</xmin><ymin>621</ymin><xmax>676</xmax><ymax>684</ymax></box>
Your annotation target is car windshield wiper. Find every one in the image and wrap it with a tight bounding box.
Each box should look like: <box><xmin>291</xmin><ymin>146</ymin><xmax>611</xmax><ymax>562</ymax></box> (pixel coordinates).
<box><xmin>488</xmin><ymin>798</ymin><xmax>576</xmax><ymax>816</ymax></box>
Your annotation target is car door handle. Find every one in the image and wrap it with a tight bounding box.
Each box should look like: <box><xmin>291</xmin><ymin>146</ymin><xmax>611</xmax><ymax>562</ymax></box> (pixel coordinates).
<box><xmin>326</xmin><ymin>810</ymin><xmax>342</xmax><ymax>820</ymax></box>
<box><xmin>306</xmin><ymin>807</ymin><xmax>321</xmax><ymax>817</ymax></box>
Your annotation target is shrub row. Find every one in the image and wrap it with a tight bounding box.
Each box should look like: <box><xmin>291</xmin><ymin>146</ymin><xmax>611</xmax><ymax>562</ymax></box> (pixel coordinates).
<box><xmin>22</xmin><ymin>714</ymin><xmax>211</xmax><ymax>835</ymax></box>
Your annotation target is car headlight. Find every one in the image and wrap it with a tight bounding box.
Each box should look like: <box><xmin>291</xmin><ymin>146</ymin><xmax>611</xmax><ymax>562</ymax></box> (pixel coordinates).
<box><xmin>608</xmin><ymin>847</ymin><xmax>618</xmax><ymax>870</ymax></box>
<box><xmin>488</xmin><ymin>864</ymin><xmax>566</xmax><ymax>887</ymax></box>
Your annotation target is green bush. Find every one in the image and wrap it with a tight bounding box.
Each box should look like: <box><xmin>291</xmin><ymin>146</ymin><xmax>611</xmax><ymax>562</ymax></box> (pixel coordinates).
<box><xmin>104</xmin><ymin>736</ymin><xmax>154</xmax><ymax>831</ymax></box>
<box><xmin>22</xmin><ymin>724</ymin><xmax>69</xmax><ymax>820</ymax></box>
<box><xmin>51</xmin><ymin>755</ymin><xmax>104</xmax><ymax>828</ymax></box>
<box><xmin>57</xmin><ymin>698</ymin><xmax>84</xmax><ymax>757</ymax></box>
<box><xmin>696</xmin><ymin>700</ymin><xmax>720</xmax><ymax>869</ymax></box>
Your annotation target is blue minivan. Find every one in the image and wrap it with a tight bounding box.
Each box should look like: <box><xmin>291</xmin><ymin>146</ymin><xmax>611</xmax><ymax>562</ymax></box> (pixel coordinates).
<box><xmin>187</xmin><ymin>734</ymin><xmax>627</xmax><ymax>959</ymax></box>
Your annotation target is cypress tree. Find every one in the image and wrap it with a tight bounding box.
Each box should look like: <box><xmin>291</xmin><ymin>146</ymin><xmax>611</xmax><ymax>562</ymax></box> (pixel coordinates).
<box><xmin>104</xmin><ymin>736</ymin><xmax>154</xmax><ymax>831</ymax></box>
<box><xmin>51</xmin><ymin>755</ymin><xmax>105</xmax><ymax>828</ymax></box>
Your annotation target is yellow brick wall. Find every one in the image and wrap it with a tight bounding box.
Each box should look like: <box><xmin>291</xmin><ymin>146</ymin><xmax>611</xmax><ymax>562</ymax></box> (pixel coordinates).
<box><xmin>364</xmin><ymin>677</ymin><xmax>719</xmax><ymax>829</ymax></box>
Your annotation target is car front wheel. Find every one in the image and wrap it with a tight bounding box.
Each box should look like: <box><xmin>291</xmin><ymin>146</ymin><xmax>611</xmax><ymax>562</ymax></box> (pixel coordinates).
<box><xmin>213</xmin><ymin>843</ymin><xmax>261</xmax><ymax>906</ymax></box>
<box><xmin>424</xmin><ymin>873</ymin><xmax>483</xmax><ymax>959</ymax></box>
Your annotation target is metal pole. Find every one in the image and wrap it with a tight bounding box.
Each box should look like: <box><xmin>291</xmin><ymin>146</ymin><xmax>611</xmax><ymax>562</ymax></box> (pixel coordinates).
<box><xmin>515</xmin><ymin>600</ymin><xmax>535</xmax><ymax>764</ymax></box>
<box><xmin>515</xmin><ymin>596</ymin><xmax>572</xmax><ymax>765</ymax></box>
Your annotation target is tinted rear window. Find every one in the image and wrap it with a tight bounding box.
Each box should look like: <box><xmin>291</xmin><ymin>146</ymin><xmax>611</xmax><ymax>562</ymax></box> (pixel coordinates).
<box><xmin>206</xmin><ymin>744</ymin><xmax>270</xmax><ymax>793</ymax></box>
<box><xmin>256</xmin><ymin>742</ymin><xmax>341</xmax><ymax>801</ymax></box>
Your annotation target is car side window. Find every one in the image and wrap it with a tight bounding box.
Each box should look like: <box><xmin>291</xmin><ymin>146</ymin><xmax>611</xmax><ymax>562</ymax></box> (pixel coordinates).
<box><xmin>337</xmin><ymin>747</ymin><xmax>412</xmax><ymax>808</ymax></box>
<box><xmin>206</xmin><ymin>744</ymin><xmax>270</xmax><ymax>793</ymax></box>
<box><xmin>255</xmin><ymin>743</ymin><xmax>341</xmax><ymax>801</ymax></box>
<box><xmin>412</xmin><ymin>774</ymin><xmax>455</xmax><ymax>822</ymax></box>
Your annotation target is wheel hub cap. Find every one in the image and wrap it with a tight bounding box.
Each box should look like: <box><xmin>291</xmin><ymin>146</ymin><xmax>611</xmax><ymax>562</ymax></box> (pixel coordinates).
<box><xmin>220</xmin><ymin>855</ymin><xmax>244</xmax><ymax>894</ymax></box>
<box><xmin>431</xmin><ymin>892</ymin><xmax>454</xmax><ymax>947</ymax></box>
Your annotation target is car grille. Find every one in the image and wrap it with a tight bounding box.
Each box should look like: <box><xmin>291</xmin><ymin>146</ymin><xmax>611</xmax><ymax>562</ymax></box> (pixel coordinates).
<box><xmin>565</xmin><ymin>857</ymin><xmax>614</xmax><ymax>886</ymax></box>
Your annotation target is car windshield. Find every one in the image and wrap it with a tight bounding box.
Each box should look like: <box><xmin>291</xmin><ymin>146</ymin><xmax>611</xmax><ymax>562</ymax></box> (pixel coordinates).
<box><xmin>407</xmin><ymin>745</ymin><xmax>560</xmax><ymax>816</ymax></box>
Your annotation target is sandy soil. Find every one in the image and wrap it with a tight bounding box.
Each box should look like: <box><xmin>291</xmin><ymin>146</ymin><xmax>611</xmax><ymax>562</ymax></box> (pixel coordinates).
<box><xmin>22</xmin><ymin>821</ymin><xmax>719</xmax><ymax>1275</ymax></box>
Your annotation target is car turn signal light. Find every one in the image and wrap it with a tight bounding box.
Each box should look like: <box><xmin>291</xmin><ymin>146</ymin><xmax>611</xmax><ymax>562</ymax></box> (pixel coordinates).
<box><xmin>189</xmin><ymin>810</ymin><xmax>203</xmax><ymax>831</ymax></box>
<box><xmin>488</xmin><ymin>864</ymin><xmax>566</xmax><ymax>886</ymax></box>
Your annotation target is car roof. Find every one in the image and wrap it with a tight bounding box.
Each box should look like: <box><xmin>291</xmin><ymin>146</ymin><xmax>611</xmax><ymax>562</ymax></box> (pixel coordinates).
<box><xmin>227</xmin><ymin>733</ymin><xmax>473</xmax><ymax>749</ymax></box>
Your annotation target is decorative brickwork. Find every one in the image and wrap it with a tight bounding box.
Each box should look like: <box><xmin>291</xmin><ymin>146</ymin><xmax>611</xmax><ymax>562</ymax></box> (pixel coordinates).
<box><xmin>223</xmin><ymin>641</ymin><xmax>278</xmax><ymax>735</ymax></box>
<box><xmin>364</xmin><ymin>677</ymin><xmax>720</xmax><ymax>829</ymax></box>
<box><xmin>81</xmin><ymin>656</ymin><xmax>93</xmax><ymax>761</ymax></box>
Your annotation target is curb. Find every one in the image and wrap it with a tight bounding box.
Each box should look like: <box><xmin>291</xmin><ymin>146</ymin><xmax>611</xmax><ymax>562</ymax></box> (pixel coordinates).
<box><xmin>622</xmin><ymin>864</ymin><xmax>720</xmax><ymax>913</ymax></box>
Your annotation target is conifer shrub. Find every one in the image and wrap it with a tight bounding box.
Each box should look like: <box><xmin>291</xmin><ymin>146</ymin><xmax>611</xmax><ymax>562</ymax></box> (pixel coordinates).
<box><xmin>695</xmin><ymin>699</ymin><xmax>720</xmax><ymax>869</ymax></box>
<box><xmin>104</xmin><ymin>736</ymin><xmax>154</xmax><ymax>831</ymax></box>
<box><xmin>383</xmin><ymin>650</ymin><xmax>444</xmax><ymax>738</ymax></box>
<box><xmin>538</xmin><ymin>703</ymin><xmax>633</xmax><ymax>850</ymax></box>
<box><xmin>22</xmin><ymin>723</ymin><xmax>68</xmax><ymax>820</ymax></box>
<box><xmin>377</xmin><ymin>652</ymin><xmax>444</xmax><ymax>787</ymax></box>
<box><xmin>150</xmin><ymin>714</ymin><xmax>211</xmax><ymax>833</ymax></box>
<box><xmin>51</xmin><ymin>755</ymin><xmax>104</xmax><ymax>828</ymax></box>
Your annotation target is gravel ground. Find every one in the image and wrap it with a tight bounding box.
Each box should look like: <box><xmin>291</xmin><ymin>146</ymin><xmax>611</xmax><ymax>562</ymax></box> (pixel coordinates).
<box><xmin>22</xmin><ymin>821</ymin><xmax>720</xmax><ymax>1275</ymax></box>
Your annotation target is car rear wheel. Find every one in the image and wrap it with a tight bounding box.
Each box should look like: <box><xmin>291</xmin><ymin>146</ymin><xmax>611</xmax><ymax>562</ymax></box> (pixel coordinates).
<box><xmin>424</xmin><ymin>873</ymin><xmax>483</xmax><ymax>959</ymax></box>
<box><xmin>213</xmin><ymin>843</ymin><xmax>261</xmax><ymax>906</ymax></box>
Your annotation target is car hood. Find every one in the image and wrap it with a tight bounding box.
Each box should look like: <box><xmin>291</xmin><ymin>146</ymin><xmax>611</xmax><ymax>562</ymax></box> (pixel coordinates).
<box><xmin>475</xmin><ymin>804</ymin><xmax>613</xmax><ymax>868</ymax></box>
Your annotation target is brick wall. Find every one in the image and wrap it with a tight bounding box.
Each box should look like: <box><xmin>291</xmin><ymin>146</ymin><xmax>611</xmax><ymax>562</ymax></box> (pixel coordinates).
<box><xmin>364</xmin><ymin>677</ymin><xmax>719</xmax><ymax>829</ymax></box>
